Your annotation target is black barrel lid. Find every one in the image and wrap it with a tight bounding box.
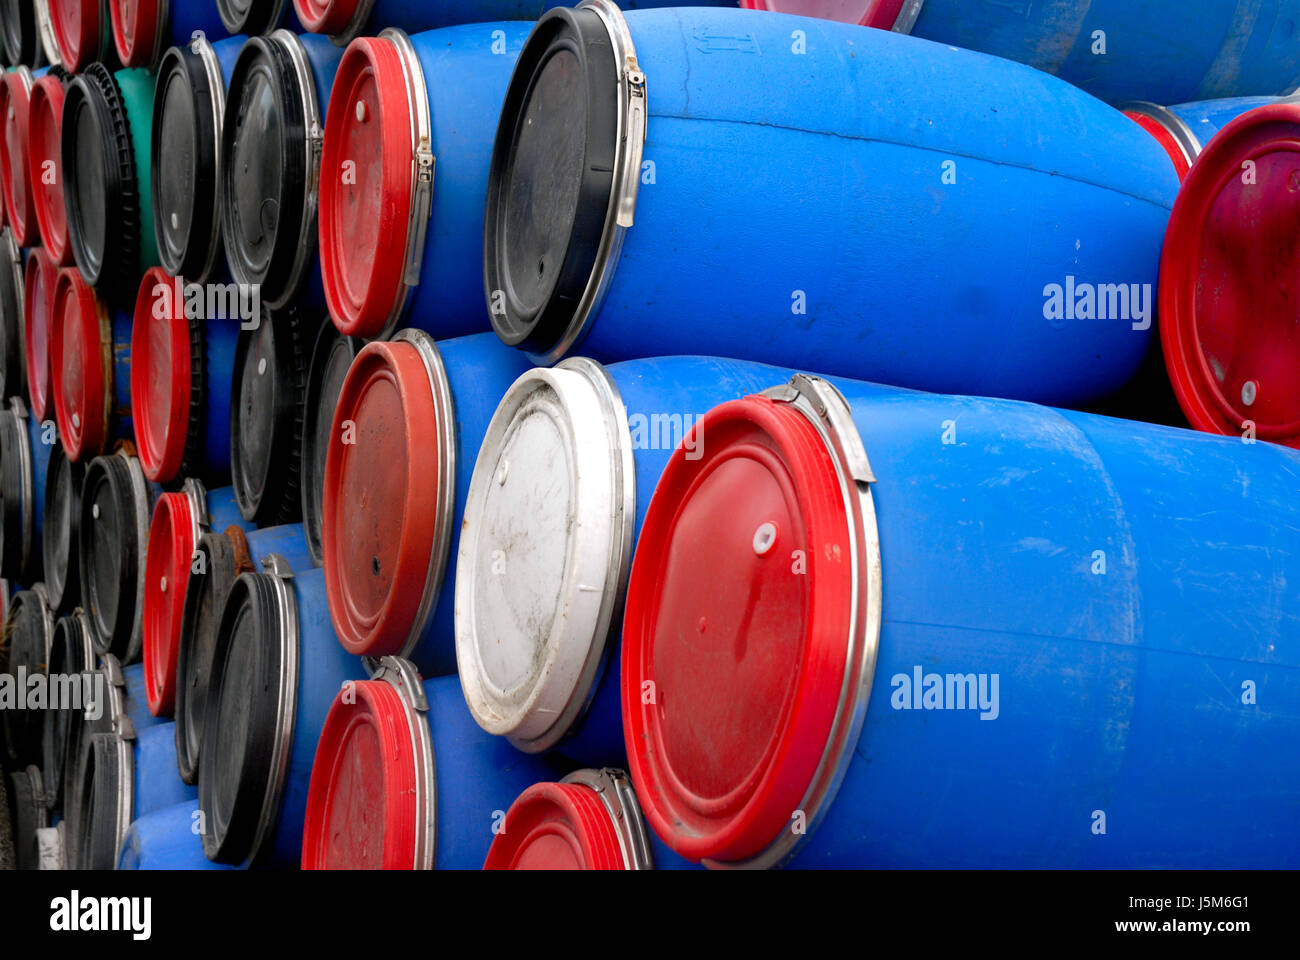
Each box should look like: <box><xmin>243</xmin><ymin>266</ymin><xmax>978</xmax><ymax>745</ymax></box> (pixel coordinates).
<box><xmin>0</xmin><ymin>398</ymin><xmax>37</xmax><ymax>582</ymax></box>
<box><xmin>199</xmin><ymin>564</ymin><xmax>298</xmax><ymax>864</ymax></box>
<box><xmin>0</xmin><ymin>227</ymin><xmax>25</xmax><ymax>400</ymax></box>
<box><xmin>153</xmin><ymin>36</ymin><xmax>228</xmax><ymax>283</ymax></box>
<box><xmin>62</xmin><ymin>652</ymin><xmax>127</xmax><ymax>868</ymax></box>
<box><xmin>62</xmin><ymin>62</ymin><xmax>140</xmax><ymax>305</ymax></box>
<box><xmin>300</xmin><ymin>319</ymin><xmax>359</xmax><ymax>566</ymax></box>
<box><xmin>484</xmin><ymin>2</ymin><xmax>642</xmax><ymax>361</ymax></box>
<box><xmin>43</xmin><ymin>440</ymin><xmax>85</xmax><ymax>613</ymax></box>
<box><xmin>1</xmin><ymin>0</ymin><xmax>46</xmax><ymax>68</ymax></box>
<box><xmin>42</xmin><ymin>610</ymin><xmax>94</xmax><ymax>813</ymax></box>
<box><xmin>82</xmin><ymin>730</ymin><xmax>130</xmax><ymax>869</ymax></box>
<box><xmin>217</xmin><ymin>0</ymin><xmax>293</xmax><ymax>36</ymax></box>
<box><xmin>79</xmin><ymin>452</ymin><xmax>154</xmax><ymax>663</ymax></box>
<box><xmin>2</xmin><ymin>583</ymin><xmax>54</xmax><ymax>766</ymax></box>
<box><xmin>5</xmin><ymin>765</ymin><xmax>49</xmax><ymax>870</ymax></box>
<box><xmin>230</xmin><ymin>305</ymin><xmax>313</xmax><ymax>526</ymax></box>
<box><xmin>221</xmin><ymin>30</ymin><xmax>320</xmax><ymax>309</ymax></box>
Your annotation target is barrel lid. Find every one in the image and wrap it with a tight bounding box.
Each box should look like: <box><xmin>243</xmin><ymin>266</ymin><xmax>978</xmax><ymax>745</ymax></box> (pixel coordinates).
<box><xmin>42</xmin><ymin>609</ymin><xmax>94</xmax><ymax>810</ymax></box>
<box><xmin>79</xmin><ymin>450</ymin><xmax>153</xmax><ymax>662</ymax></box>
<box><xmin>174</xmin><ymin>527</ymin><xmax>246</xmax><ymax>784</ymax></box>
<box><xmin>300</xmin><ymin>317</ymin><xmax>358</xmax><ymax>567</ymax></box>
<box><xmin>48</xmin><ymin>0</ymin><xmax>108</xmax><ymax>72</ymax></box>
<box><xmin>483</xmin><ymin>768</ymin><xmax>654</xmax><ymax>870</ymax></box>
<box><xmin>1</xmin><ymin>0</ymin><xmax>42</xmax><ymax>66</ymax></box>
<box><xmin>294</xmin><ymin>0</ymin><xmax>371</xmax><ymax>43</ymax></box>
<box><xmin>322</xmin><ymin>330</ymin><xmax>452</xmax><ymax>659</ymax></box>
<box><xmin>28</xmin><ymin>69</ymin><xmax>72</xmax><ymax>265</ymax></box>
<box><xmin>1</xmin><ymin>67</ymin><xmax>39</xmax><ymax>246</ymax></box>
<box><xmin>109</xmin><ymin>0</ymin><xmax>166</xmax><ymax>68</ymax></box>
<box><xmin>2</xmin><ymin>584</ymin><xmax>54</xmax><ymax>765</ymax></box>
<box><xmin>152</xmin><ymin>36</ymin><xmax>228</xmax><ymax>282</ymax></box>
<box><xmin>82</xmin><ymin>729</ymin><xmax>132</xmax><ymax>870</ymax></box>
<box><xmin>319</xmin><ymin>29</ymin><xmax>432</xmax><ymax>338</ymax></box>
<box><xmin>221</xmin><ymin>29</ymin><xmax>322</xmax><ymax>309</ymax></box>
<box><xmin>35</xmin><ymin>0</ymin><xmax>62</xmax><ymax>67</ymax></box>
<box><xmin>0</xmin><ymin>228</ymin><xmax>23</xmax><ymax>399</ymax></box>
<box><xmin>230</xmin><ymin>302</ymin><xmax>311</xmax><ymax>525</ymax></box>
<box><xmin>0</xmin><ymin>398</ymin><xmax>36</xmax><ymax>581</ymax></box>
<box><xmin>199</xmin><ymin>562</ymin><xmax>299</xmax><ymax>865</ymax></box>
<box><xmin>454</xmin><ymin>358</ymin><xmax>634</xmax><ymax>753</ymax></box>
<box><xmin>301</xmin><ymin>656</ymin><xmax>436</xmax><ymax>869</ymax></box>
<box><xmin>217</xmin><ymin>0</ymin><xmax>291</xmax><ymax>36</ymax></box>
<box><xmin>131</xmin><ymin>267</ymin><xmax>202</xmax><ymax>483</ymax></box>
<box><xmin>1158</xmin><ymin>103</ymin><xmax>1300</xmax><ymax>449</ymax></box>
<box><xmin>42</xmin><ymin>440</ymin><xmax>83</xmax><ymax>612</ymax></box>
<box><xmin>6</xmin><ymin>764</ymin><xmax>49</xmax><ymax>869</ymax></box>
<box><xmin>50</xmin><ymin>265</ymin><xmax>113</xmax><ymax>461</ymax></box>
<box><xmin>22</xmin><ymin>246</ymin><xmax>56</xmax><ymax>422</ymax></box>
<box><xmin>622</xmin><ymin>376</ymin><xmax>882</xmax><ymax>867</ymax></box>
<box><xmin>483</xmin><ymin>0</ymin><xmax>644</xmax><ymax>364</ymax></box>
<box><xmin>141</xmin><ymin>489</ymin><xmax>199</xmax><ymax>717</ymax></box>
<box><xmin>1122</xmin><ymin>102</ymin><xmax>1199</xmax><ymax>182</ymax></box>
<box><xmin>62</xmin><ymin>63</ymin><xmax>140</xmax><ymax>304</ymax></box>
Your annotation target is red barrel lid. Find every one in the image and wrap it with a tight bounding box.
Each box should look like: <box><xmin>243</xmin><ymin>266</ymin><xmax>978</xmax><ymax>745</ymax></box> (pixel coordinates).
<box><xmin>50</xmin><ymin>266</ymin><xmax>110</xmax><ymax>462</ymax></box>
<box><xmin>48</xmin><ymin>0</ymin><xmax>102</xmax><ymax>72</ymax></box>
<box><xmin>142</xmin><ymin>491</ymin><xmax>197</xmax><ymax>717</ymax></box>
<box><xmin>737</xmin><ymin>1</ymin><xmax>897</xmax><ymax>29</ymax></box>
<box><xmin>320</xmin><ymin>34</ymin><xmax>427</xmax><ymax>338</ymax></box>
<box><xmin>130</xmin><ymin>268</ymin><xmax>192</xmax><ymax>483</ymax></box>
<box><xmin>1125</xmin><ymin>109</ymin><xmax>1194</xmax><ymax>182</ymax></box>
<box><xmin>622</xmin><ymin>384</ymin><xmax>878</xmax><ymax>865</ymax></box>
<box><xmin>301</xmin><ymin>669</ymin><xmax>430</xmax><ymax>869</ymax></box>
<box><xmin>483</xmin><ymin>774</ymin><xmax>635</xmax><ymax>870</ymax></box>
<box><xmin>294</xmin><ymin>0</ymin><xmax>363</xmax><ymax>37</ymax></box>
<box><xmin>1159</xmin><ymin>103</ymin><xmax>1300</xmax><ymax>449</ymax></box>
<box><xmin>0</xmin><ymin>69</ymin><xmax>39</xmax><ymax>248</ymax></box>
<box><xmin>321</xmin><ymin>333</ymin><xmax>449</xmax><ymax>659</ymax></box>
<box><xmin>23</xmin><ymin>247</ymin><xmax>58</xmax><ymax>424</ymax></box>
<box><xmin>109</xmin><ymin>0</ymin><xmax>163</xmax><ymax>68</ymax></box>
<box><xmin>28</xmin><ymin>72</ymin><xmax>73</xmax><ymax>267</ymax></box>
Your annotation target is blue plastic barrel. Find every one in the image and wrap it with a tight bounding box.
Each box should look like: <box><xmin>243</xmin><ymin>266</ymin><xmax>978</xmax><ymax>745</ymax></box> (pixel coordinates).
<box><xmin>302</xmin><ymin>663</ymin><xmax>562</xmax><ymax>869</ymax></box>
<box><xmin>484</xmin><ymin>5</ymin><xmax>1179</xmax><ymax>409</ymax></box>
<box><xmin>118</xmin><ymin>659</ymin><xmax>167</xmax><ymax>736</ymax></box>
<box><xmin>119</xmin><ymin>799</ymin><xmax>237</xmax><ymax>870</ymax></box>
<box><xmin>110</xmin><ymin>0</ymin><xmax>230</xmax><ymax>68</ymax></box>
<box><xmin>455</xmin><ymin>356</ymin><xmax>796</xmax><ymax>768</ymax></box>
<box><xmin>321</xmin><ymin>331</ymin><xmax>531</xmax><ymax>675</ymax></box>
<box><xmin>1124</xmin><ymin>95</ymin><xmax>1293</xmax><ymax>179</ymax></box>
<box><xmin>199</xmin><ymin>564</ymin><xmax>367</xmax><ymax>867</ymax></box>
<box><xmin>132</xmin><ymin>720</ymin><xmax>198</xmax><ymax>817</ymax></box>
<box><xmin>745</xmin><ymin>0</ymin><xmax>1300</xmax><ymax>106</ymax></box>
<box><xmin>621</xmin><ymin>372</ymin><xmax>1300</xmax><ymax>869</ymax></box>
<box><xmin>319</xmin><ymin>23</ymin><xmax>529</xmax><ymax>341</ymax></box>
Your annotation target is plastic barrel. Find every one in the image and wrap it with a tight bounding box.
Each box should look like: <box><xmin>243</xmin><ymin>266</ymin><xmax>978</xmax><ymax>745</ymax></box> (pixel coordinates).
<box><xmin>0</xmin><ymin>65</ymin><xmax>48</xmax><ymax>246</ymax></box>
<box><xmin>220</xmin><ymin>31</ymin><xmax>342</xmax><ymax>311</ymax></box>
<box><xmin>200</xmin><ymin>563</ymin><xmax>367</xmax><ymax>867</ymax></box>
<box><xmin>41</xmin><ymin>609</ymin><xmax>95</xmax><ymax>813</ymax></box>
<box><xmin>131</xmin><ymin>267</ymin><xmax>241</xmax><ymax>485</ymax></box>
<box><xmin>2</xmin><ymin>583</ymin><xmax>54</xmax><ymax>765</ymax></box>
<box><xmin>229</xmin><ymin>308</ymin><xmax>319</xmax><ymax>526</ymax></box>
<box><xmin>319</xmin><ymin>22</ymin><xmax>529</xmax><ymax>340</ymax></box>
<box><xmin>484</xmin><ymin>768</ymin><xmax>695</xmax><ymax>870</ymax></box>
<box><xmin>173</xmin><ymin>522</ymin><xmax>311</xmax><ymax>784</ymax></box>
<box><xmin>2</xmin><ymin>0</ymin><xmax>49</xmax><ymax>67</ymax></box>
<box><xmin>141</xmin><ymin>483</ymin><xmax>249</xmax><ymax>718</ymax></box>
<box><xmin>48</xmin><ymin>0</ymin><xmax>119</xmax><ymax>72</ymax></box>
<box><xmin>1125</xmin><ymin>95</ymin><xmax>1294</xmax><ymax>180</ymax></box>
<box><xmin>78</xmin><ymin>450</ymin><xmax>162</xmax><ymax>663</ymax></box>
<box><xmin>26</xmin><ymin>68</ymin><xmax>72</xmax><ymax>265</ymax></box>
<box><xmin>62</xmin><ymin>63</ymin><xmax>159</xmax><ymax>305</ymax></box>
<box><xmin>109</xmin><ymin>0</ymin><xmax>230</xmax><ymax>68</ymax></box>
<box><xmin>1159</xmin><ymin>102</ymin><xmax>1300</xmax><ymax>450</ymax></box>
<box><xmin>322</xmin><ymin>331</ymin><xmax>531</xmax><ymax>674</ymax></box>
<box><xmin>119</xmin><ymin>798</ymin><xmax>236</xmax><ymax>869</ymax></box>
<box><xmin>621</xmin><ymin>373</ymin><xmax>1300</xmax><ymax>868</ymax></box>
<box><xmin>22</xmin><ymin>245</ymin><xmax>56</xmax><ymax>423</ymax></box>
<box><xmin>0</xmin><ymin>228</ymin><xmax>24</xmax><ymax>400</ymax></box>
<box><xmin>151</xmin><ymin>33</ymin><xmax>245</xmax><ymax>284</ymax></box>
<box><xmin>34</xmin><ymin>0</ymin><xmax>62</xmax><ymax>66</ymax></box>
<box><xmin>5</xmin><ymin>765</ymin><xmax>48</xmax><ymax>869</ymax></box>
<box><xmin>216</xmin><ymin>0</ymin><xmax>304</xmax><ymax>36</ymax></box>
<box><xmin>0</xmin><ymin>396</ymin><xmax>52</xmax><ymax>583</ymax></box>
<box><xmin>302</xmin><ymin>663</ymin><xmax>562</xmax><ymax>869</ymax></box>
<box><xmin>455</xmin><ymin>355</ymin><xmax>794</xmax><ymax>766</ymax></box>
<box><xmin>40</xmin><ymin>440</ymin><xmax>82</xmax><ymax>612</ymax></box>
<box><xmin>50</xmin><ymin>267</ymin><xmax>132</xmax><ymax>461</ymax></box>
<box><xmin>745</xmin><ymin>0</ymin><xmax>1300</xmax><ymax>106</ymax></box>
<box><xmin>299</xmin><ymin>319</ymin><xmax>357</xmax><ymax>567</ymax></box>
<box><xmin>484</xmin><ymin>5</ymin><xmax>1179</xmax><ymax>410</ymax></box>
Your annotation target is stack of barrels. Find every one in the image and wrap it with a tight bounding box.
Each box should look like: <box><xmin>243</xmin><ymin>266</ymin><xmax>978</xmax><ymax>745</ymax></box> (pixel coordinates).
<box><xmin>0</xmin><ymin>0</ymin><xmax>1297</xmax><ymax>871</ymax></box>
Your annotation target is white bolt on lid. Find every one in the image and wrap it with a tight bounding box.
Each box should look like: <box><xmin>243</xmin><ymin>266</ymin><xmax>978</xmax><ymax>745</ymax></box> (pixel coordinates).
<box><xmin>455</xmin><ymin>358</ymin><xmax>634</xmax><ymax>754</ymax></box>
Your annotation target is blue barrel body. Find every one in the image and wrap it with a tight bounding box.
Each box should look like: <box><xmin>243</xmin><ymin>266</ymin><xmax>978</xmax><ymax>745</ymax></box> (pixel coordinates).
<box><xmin>297</xmin><ymin>34</ymin><xmax>343</xmax><ymax>313</ymax></box>
<box><xmin>775</xmin><ymin>381</ymin><xmax>1300</xmax><ymax>868</ymax></box>
<box><xmin>901</xmin><ymin>0</ymin><xmax>1300</xmax><ymax>106</ymax></box>
<box><xmin>212</xmin><ymin>33</ymin><xmax>245</xmax><ymax>79</ymax></box>
<box><xmin>341</xmin><ymin>0</ymin><xmax>731</xmax><ymax>34</ymax></box>
<box><xmin>165</xmin><ymin>2</ymin><xmax>231</xmax><ymax>51</ymax></box>
<box><xmin>566</xmin><ymin>9</ymin><xmax>1177</xmax><ymax>409</ymax></box>
<box><xmin>265</xmin><ymin>565</ymin><xmax>368</xmax><ymax>866</ymax></box>
<box><xmin>1168</xmin><ymin>96</ymin><xmax>1284</xmax><ymax>151</ymax></box>
<box><xmin>204</xmin><ymin>485</ymin><xmax>248</xmax><ymax>533</ymax></box>
<box><xmin>122</xmin><ymin>662</ymin><xmax>167</xmax><ymax>735</ymax></box>
<box><xmin>111</xmin><ymin>306</ymin><xmax>134</xmax><ymax>441</ymax></box>
<box><xmin>246</xmin><ymin>522</ymin><xmax>314</xmax><ymax>574</ymax></box>
<box><xmin>118</xmin><ymin>799</ymin><xmax>236</xmax><ymax>870</ymax></box>
<box><xmin>27</xmin><ymin>408</ymin><xmax>51</xmax><ymax>550</ymax></box>
<box><xmin>200</xmin><ymin>320</ymin><xmax>240</xmax><ymax>478</ymax></box>
<box><xmin>132</xmin><ymin>720</ymin><xmax>197</xmax><ymax>818</ymax></box>
<box><xmin>423</xmin><ymin>674</ymin><xmax>558</xmax><ymax>869</ymax></box>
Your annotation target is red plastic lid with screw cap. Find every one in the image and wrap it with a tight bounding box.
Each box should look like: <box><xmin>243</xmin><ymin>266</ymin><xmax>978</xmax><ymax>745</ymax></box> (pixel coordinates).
<box><xmin>130</xmin><ymin>267</ymin><xmax>192</xmax><ymax>483</ymax></box>
<box><xmin>737</xmin><ymin>0</ymin><xmax>900</xmax><ymax>28</ymax></box>
<box><xmin>621</xmin><ymin>394</ymin><xmax>863</xmax><ymax>865</ymax></box>
<box><xmin>142</xmin><ymin>492</ymin><xmax>196</xmax><ymax>717</ymax></box>
<box><xmin>321</xmin><ymin>337</ymin><xmax>443</xmax><ymax>658</ymax></box>
<box><xmin>483</xmin><ymin>781</ymin><xmax>627</xmax><ymax>870</ymax></box>
<box><xmin>294</xmin><ymin>0</ymin><xmax>363</xmax><ymax>36</ymax></box>
<box><xmin>301</xmin><ymin>678</ymin><xmax>422</xmax><ymax>869</ymax></box>
<box><xmin>109</xmin><ymin>0</ymin><xmax>163</xmax><ymax>68</ymax></box>
<box><xmin>28</xmin><ymin>73</ymin><xmax>73</xmax><ymax>266</ymax></box>
<box><xmin>50</xmin><ymin>266</ymin><xmax>110</xmax><ymax>462</ymax></box>
<box><xmin>319</xmin><ymin>35</ymin><xmax>421</xmax><ymax>339</ymax></box>
<box><xmin>48</xmin><ymin>0</ymin><xmax>103</xmax><ymax>73</ymax></box>
<box><xmin>1159</xmin><ymin>103</ymin><xmax>1300</xmax><ymax>449</ymax></box>
<box><xmin>24</xmin><ymin>248</ymin><xmax>58</xmax><ymax>424</ymax></box>
<box><xmin>1</xmin><ymin>70</ymin><xmax>40</xmax><ymax>248</ymax></box>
